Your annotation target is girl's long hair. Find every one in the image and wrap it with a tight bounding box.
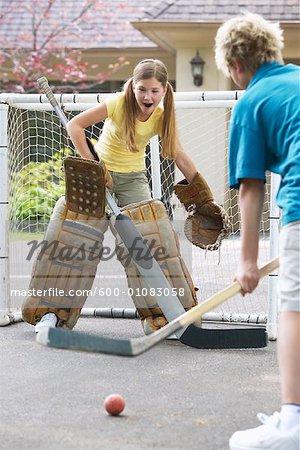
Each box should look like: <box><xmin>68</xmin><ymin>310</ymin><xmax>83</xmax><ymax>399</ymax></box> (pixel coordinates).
<box><xmin>123</xmin><ymin>59</ymin><xmax>177</xmax><ymax>159</ymax></box>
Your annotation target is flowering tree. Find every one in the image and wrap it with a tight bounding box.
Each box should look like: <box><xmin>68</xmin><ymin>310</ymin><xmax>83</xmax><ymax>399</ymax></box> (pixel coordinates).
<box><xmin>0</xmin><ymin>0</ymin><xmax>129</xmax><ymax>92</ymax></box>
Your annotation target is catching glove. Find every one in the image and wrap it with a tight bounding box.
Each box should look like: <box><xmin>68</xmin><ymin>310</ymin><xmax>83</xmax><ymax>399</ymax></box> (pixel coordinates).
<box><xmin>174</xmin><ymin>172</ymin><xmax>231</xmax><ymax>251</ymax></box>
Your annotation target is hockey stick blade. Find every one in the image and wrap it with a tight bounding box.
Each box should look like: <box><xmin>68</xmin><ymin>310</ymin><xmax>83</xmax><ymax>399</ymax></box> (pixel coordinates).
<box><xmin>36</xmin><ymin>258</ymin><xmax>279</xmax><ymax>356</ymax></box>
<box><xmin>179</xmin><ymin>325</ymin><xmax>267</xmax><ymax>349</ymax></box>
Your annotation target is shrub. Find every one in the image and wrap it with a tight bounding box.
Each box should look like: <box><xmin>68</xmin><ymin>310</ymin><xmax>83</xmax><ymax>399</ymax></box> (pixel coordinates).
<box><xmin>10</xmin><ymin>148</ymin><xmax>72</xmax><ymax>229</ymax></box>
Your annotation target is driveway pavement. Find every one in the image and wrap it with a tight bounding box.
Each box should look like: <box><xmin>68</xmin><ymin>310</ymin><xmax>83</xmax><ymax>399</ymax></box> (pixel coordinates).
<box><xmin>1</xmin><ymin>316</ymin><xmax>280</xmax><ymax>450</ymax></box>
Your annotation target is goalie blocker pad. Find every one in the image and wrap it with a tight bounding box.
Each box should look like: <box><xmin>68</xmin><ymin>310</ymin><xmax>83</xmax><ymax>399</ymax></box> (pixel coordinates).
<box><xmin>112</xmin><ymin>199</ymin><xmax>198</xmax><ymax>334</ymax></box>
<box><xmin>63</xmin><ymin>156</ymin><xmax>107</xmax><ymax>218</ymax></box>
<box><xmin>21</xmin><ymin>196</ymin><xmax>108</xmax><ymax>329</ymax></box>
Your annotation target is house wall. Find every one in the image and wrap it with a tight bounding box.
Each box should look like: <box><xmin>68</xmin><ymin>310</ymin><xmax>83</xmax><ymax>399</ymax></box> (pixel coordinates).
<box><xmin>175</xmin><ymin>48</ymin><xmax>230</xmax><ymax>209</ymax></box>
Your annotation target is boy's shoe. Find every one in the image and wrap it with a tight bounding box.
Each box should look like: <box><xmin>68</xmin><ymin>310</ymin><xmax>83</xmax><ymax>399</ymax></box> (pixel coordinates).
<box><xmin>229</xmin><ymin>412</ymin><xmax>300</xmax><ymax>450</ymax></box>
<box><xmin>35</xmin><ymin>313</ymin><xmax>58</xmax><ymax>333</ymax></box>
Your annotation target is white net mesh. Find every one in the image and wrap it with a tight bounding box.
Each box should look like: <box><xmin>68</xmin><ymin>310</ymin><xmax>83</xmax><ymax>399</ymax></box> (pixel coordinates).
<box><xmin>5</xmin><ymin>99</ymin><xmax>274</xmax><ymax>324</ymax></box>
<box><xmin>174</xmin><ymin>106</ymin><xmax>272</xmax><ymax>322</ymax></box>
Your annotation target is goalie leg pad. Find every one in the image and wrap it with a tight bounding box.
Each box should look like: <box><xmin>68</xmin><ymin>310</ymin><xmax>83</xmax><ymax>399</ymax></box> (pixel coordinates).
<box><xmin>112</xmin><ymin>199</ymin><xmax>198</xmax><ymax>333</ymax></box>
<box><xmin>22</xmin><ymin>196</ymin><xmax>108</xmax><ymax>329</ymax></box>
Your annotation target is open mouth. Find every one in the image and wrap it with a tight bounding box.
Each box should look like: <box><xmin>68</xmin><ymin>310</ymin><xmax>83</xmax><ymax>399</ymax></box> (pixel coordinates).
<box><xmin>143</xmin><ymin>102</ymin><xmax>153</xmax><ymax>108</ymax></box>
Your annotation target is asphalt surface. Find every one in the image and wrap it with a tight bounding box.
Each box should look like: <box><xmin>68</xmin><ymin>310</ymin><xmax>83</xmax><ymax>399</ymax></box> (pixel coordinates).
<box><xmin>1</xmin><ymin>316</ymin><xmax>281</xmax><ymax>450</ymax></box>
<box><xmin>4</xmin><ymin>225</ymin><xmax>277</xmax><ymax>449</ymax></box>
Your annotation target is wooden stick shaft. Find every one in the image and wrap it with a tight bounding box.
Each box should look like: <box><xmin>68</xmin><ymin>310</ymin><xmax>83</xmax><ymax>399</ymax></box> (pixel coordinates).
<box><xmin>177</xmin><ymin>257</ymin><xmax>279</xmax><ymax>329</ymax></box>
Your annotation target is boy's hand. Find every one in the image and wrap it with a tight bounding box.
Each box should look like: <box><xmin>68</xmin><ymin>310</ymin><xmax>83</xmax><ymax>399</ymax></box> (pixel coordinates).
<box><xmin>234</xmin><ymin>261</ymin><xmax>260</xmax><ymax>295</ymax></box>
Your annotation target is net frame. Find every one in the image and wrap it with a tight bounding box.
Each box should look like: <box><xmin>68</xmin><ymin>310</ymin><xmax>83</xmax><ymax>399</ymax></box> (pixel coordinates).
<box><xmin>0</xmin><ymin>91</ymin><xmax>280</xmax><ymax>339</ymax></box>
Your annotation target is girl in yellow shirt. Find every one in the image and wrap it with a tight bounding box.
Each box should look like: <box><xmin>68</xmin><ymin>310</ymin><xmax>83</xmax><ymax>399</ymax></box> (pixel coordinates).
<box><xmin>67</xmin><ymin>58</ymin><xmax>197</xmax><ymax>207</ymax></box>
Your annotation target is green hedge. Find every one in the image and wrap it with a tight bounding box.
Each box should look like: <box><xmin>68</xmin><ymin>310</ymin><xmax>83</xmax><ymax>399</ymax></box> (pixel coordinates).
<box><xmin>11</xmin><ymin>149</ymin><xmax>72</xmax><ymax>226</ymax></box>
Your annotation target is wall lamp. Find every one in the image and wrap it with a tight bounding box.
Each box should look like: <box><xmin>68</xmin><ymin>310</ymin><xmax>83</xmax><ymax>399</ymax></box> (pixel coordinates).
<box><xmin>190</xmin><ymin>50</ymin><xmax>205</xmax><ymax>87</ymax></box>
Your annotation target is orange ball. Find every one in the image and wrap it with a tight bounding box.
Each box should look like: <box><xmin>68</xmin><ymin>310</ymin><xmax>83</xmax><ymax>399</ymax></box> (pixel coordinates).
<box><xmin>104</xmin><ymin>394</ymin><xmax>125</xmax><ymax>416</ymax></box>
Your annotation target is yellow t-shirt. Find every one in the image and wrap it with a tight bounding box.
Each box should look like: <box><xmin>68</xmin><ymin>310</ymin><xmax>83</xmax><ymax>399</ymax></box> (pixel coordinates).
<box><xmin>95</xmin><ymin>93</ymin><xmax>163</xmax><ymax>173</ymax></box>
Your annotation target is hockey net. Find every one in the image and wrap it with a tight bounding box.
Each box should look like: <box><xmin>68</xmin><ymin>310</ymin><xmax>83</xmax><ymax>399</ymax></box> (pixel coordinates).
<box><xmin>0</xmin><ymin>92</ymin><xmax>279</xmax><ymax>336</ymax></box>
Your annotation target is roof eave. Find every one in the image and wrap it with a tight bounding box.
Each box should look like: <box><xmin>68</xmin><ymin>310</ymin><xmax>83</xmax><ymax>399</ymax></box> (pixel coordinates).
<box><xmin>131</xmin><ymin>19</ymin><xmax>300</xmax><ymax>52</ymax></box>
<box><xmin>131</xmin><ymin>20</ymin><xmax>230</xmax><ymax>52</ymax></box>
<box><xmin>132</xmin><ymin>19</ymin><xmax>300</xmax><ymax>27</ymax></box>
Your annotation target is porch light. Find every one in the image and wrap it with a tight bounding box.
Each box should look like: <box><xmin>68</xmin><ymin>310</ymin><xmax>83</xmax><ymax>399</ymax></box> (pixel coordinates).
<box><xmin>190</xmin><ymin>50</ymin><xmax>205</xmax><ymax>87</ymax></box>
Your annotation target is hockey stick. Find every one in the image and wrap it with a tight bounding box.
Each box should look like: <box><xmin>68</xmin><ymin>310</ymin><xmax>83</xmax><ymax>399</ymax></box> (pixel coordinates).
<box><xmin>37</xmin><ymin>257</ymin><xmax>279</xmax><ymax>356</ymax></box>
<box><xmin>37</xmin><ymin>77</ymin><xmax>268</xmax><ymax>349</ymax></box>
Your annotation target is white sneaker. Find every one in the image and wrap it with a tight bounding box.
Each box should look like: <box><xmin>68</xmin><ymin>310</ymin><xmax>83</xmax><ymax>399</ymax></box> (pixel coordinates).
<box><xmin>35</xmin><ymin>313</ymin><xmax>58</xmax><ymax>333</ymax></box>
<box><xmin>229</xmin><ymin>412</ymin><xmax>300</xmax><ymax>450</ymax></box>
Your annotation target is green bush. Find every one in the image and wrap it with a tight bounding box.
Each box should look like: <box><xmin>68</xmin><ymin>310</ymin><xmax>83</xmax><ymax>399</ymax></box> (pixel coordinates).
<box><xmin>10</xmin><ymin>148</ymin><xmax>72</xmax><ymax>226</ymax></box>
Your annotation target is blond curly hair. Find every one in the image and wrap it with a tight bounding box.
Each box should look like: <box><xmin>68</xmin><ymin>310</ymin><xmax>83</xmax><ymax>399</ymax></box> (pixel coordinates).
<box><xmin>215</xmin><ymin>12</ymin><xmax>284</xmax><ymax>77</ymax></box>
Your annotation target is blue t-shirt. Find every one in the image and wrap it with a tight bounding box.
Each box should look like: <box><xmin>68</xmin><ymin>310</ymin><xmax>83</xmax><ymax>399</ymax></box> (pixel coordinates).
<box><xmin>228</xmin><ymin>62</ymin><xmax>300</xmax><ymax>226</ymax></box>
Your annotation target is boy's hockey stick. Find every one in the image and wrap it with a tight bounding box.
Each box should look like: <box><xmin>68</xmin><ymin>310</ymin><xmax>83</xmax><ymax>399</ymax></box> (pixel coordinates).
<box><xmin>37</xmin><ymin>257</ymin><xmax>280</xmax><ymax>356</ymax></box>
<box><xmin>37</xmin><ymin>77</ymin><xmax>268</xmax><ymax>349</ymax></box>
